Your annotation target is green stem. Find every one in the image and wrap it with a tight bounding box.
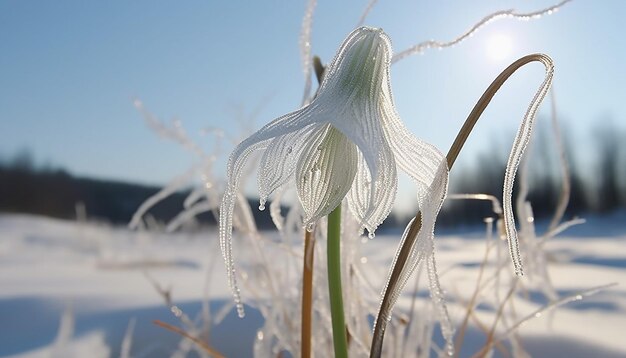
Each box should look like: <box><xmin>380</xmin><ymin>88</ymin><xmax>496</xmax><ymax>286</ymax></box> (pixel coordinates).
<box><xmin>327</xmin><ymin>204</ymin><xmax>348</xmax><ymax>358</ymax></box>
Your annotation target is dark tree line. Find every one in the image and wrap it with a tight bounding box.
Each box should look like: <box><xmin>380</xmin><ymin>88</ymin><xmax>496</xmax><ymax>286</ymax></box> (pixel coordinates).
<box><xmin>1</xmin><ymin>117</ymin><xmax>624</xmax><ymax>230</ymax></box>
<box><xmin>439</xmin><ymin>118</ymin><xmax>626</xmax><ymax>226</ymax></box>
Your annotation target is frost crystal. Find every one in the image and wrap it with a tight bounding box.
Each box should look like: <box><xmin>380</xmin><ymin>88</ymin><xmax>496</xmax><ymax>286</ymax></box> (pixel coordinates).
<box><xmin>219</xmin><ymin>27</ymin><xmax>448</xmax><ymax>316</ymax></box>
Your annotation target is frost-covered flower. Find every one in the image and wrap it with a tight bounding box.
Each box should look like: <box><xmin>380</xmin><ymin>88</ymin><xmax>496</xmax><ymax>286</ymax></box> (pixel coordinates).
<box><xmin>220</xmin><ymin>27</ymin><xmax>448</xmax><ymax>316</ymax></box>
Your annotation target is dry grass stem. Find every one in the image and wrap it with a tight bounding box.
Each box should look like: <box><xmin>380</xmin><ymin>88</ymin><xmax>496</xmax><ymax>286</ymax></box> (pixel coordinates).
<box><xmin>301</xmin><ymin>230</ymin><xmax>315</xmax><ymax>358</ymax></box>
<box><xmin>371</xmin><ymin>53</ymin><xmax>554</xmax><ymax>357</ymax></box>
<box><xmin>153</xmin><ymin>320</ymin><xmax>225</xmax><ymax>358</ymax></box>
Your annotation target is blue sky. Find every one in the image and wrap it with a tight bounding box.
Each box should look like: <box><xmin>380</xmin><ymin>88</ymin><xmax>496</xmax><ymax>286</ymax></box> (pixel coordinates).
<box><xmin>1</xmin><ymin>0</ymin><xmax>625</xmax><ymax>213</ymax></box>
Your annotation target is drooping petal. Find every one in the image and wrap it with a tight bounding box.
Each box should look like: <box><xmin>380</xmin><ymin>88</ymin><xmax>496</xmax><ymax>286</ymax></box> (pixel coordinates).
<box><xmin>296</xmin><ymin>125</ymin><xmax>359</xmax><ymax>224</ymax></box>
<box><xmin>346</xmin><ymin>146</ymin><xmax>397</xmax><ymax>236</ymax></box>
<box><xmin>381</xmin><ymin>109</ymin><xmax>448</xmax><ymax>206</ymax></box>
<box><xmin>258</xmin><ymin>123</ymin><xmax>325</xmax><ymax>208</ymax></box>
<box><xmin>220</xmin><ymin>106</ymin><xmax>318</xmax><ymax>317</ymax></box>
<box><xmin>374</xmin><ymin>162</ymin><xmax>451</xmax><ymax>353</ymax></box>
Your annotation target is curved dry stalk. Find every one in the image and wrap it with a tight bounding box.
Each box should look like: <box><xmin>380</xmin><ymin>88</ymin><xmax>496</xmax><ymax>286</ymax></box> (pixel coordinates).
<box><xmin>371</xmin><ymin>54</ymin><xmax>554</xmax><ymax>358</ymax></box>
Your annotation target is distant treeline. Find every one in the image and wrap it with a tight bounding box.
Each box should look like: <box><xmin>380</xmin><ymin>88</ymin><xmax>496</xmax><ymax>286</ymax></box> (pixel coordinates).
<box><xmin>0</xmin><ymin>158</ymin><xmax>403</xmax><ymax>230</ymax></box>
<box><xmin>1</xmin><ymin>119</ymin><xmax>624</xmax><ymax>229</ymax></box>
<box><xmin>0</xmin><ymin>161</ymin><xmax>210</xmax><ymax>228</ymax></box>
<box><xmin>439</xmin><ymin>119</ymin><xmax>626</xmax><ymax>226</ymax></box>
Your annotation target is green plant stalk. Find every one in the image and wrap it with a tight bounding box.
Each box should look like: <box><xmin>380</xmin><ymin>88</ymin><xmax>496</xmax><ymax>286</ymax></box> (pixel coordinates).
<box><xmin>327</xmin><ymin>204</ymin><xmax>348</xmax><ymax>358</ymax></box>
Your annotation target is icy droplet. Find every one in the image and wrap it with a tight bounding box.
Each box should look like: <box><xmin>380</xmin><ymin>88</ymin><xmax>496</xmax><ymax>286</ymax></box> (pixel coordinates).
<box><xmin>368</xmin><ymin>231</ymin><xmax>375</xmax><ymax>239</ymax></box>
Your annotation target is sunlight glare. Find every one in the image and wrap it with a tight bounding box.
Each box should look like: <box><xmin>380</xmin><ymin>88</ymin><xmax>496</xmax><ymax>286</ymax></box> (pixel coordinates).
<box><xmin>486</xmin><ymin>33</ymin><xmax>513</xmax><ymax>61</ymax></box>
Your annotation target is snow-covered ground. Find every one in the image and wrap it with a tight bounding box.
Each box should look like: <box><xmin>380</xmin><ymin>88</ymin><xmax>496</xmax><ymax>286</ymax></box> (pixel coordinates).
<box><xmin>1</xmin><ymin>213</ymin><xmax>624</xmax><ymax>357</ymax></box>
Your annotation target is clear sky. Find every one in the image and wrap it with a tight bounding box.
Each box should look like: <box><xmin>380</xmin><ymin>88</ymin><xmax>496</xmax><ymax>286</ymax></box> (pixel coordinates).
<box><xmin>1</xmin><ymin>0</ymin><xmax>625</xmax><ymax>214</ymax></box>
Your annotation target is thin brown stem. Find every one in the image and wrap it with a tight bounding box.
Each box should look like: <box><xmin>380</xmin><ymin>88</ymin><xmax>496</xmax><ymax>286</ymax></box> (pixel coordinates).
<box><xmin>454</xmin><ymin>230</ymin><xmax>493</xmax><ymax>352</ymax></box>
<box><xmin>471</xmin><ymin>279</ymin><xmax>519</xmax><ymax>358</ymax></box>
<box><xmin>153</xmin><ymin>320</ymin><xmax>225</xmax><ymax>358</ymax></box>
<box><xmin>300</xmin><ymin>57</ymin><xmax>325</xmax><ymax>358</ymax></box>
<box><xmin>301</xmin><ymin>230</ymin><xmax>315</xmax><ymax>358</ymax></box>
<box><xmin>370</xmin><ymin>54</ymin><xmax>552</xmax><ymax>358</ymax></box>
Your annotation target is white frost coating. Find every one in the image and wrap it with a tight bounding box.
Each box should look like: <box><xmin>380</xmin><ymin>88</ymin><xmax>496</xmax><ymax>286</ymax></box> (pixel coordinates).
<box><xmin>356</xmin><ymin>0</ymin><xmax>379</xmax><ymax>27</ymax></box>
<box><xmin>299</xmin><ymin>0</ymin><xmax>317</xmax><ymax>105</ymax></box>
<box><xmin>503</xmin><ymin>54</ymin><xmax>554</xmax><ymax>276</ymax></box>
<box><xmin>119</xmin><ymin>318</ymin><xmax>136</xmax><ymax>358</ymax></box>
<box><xmin>373</xmin><ymin>162</ymin><xmax>452</xmax><ymax>353</ymax></box>
<box><xmin>128</xmin><ymin>167</ymin><xmax>197</xmax><ymax>230</ymax></box>
<box><xmin>133</xmin><ymin>99</ymin><xmax>205</xmax><ymax>157</ymax></box>
<box><xmin>391</xmin><ymin>0</ymin><xmax>573</xmax><ymax>63</ymax></box>
<box><xmin>219</xmin><ymin>27</ymin><xmax>448</xmax><ymax>317</ymax></box>
<box><xmin>269</xmin><ymin>187</ymin><xmax>286</xmax><ymax>231</ymax></box>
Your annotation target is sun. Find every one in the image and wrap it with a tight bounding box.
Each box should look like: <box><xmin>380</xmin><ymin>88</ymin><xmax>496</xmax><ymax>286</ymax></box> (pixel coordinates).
<box><xmin>486</xmin><ymin>33</ymin><xmax>513</xmax><ymax>61</ymax></box>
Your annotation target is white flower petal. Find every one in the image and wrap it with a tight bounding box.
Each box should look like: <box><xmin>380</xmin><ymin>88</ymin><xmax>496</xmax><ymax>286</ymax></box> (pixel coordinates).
<box><xmin>381</xmin><ymin>110</ymin><xmax>448</xmax><ymax>206</ymax></box>
<box><xmin>220</xmin><ymin>106</ymin><xmax>317</xmax><ymax>317</ymax></box>
<box><xmin>258</xmin><ymin>123</ymin><xmax>325</xmax><ymax>208</ymax></box>
<box><xmin>347</xmin><ymin>143</ymin><xmax>397</xmax><ymax>236</ymax></box>
<box><xmin>296</xmin><ymin>125</ymin><xmax>358</xmax><ymax>224</ymax></box>
<box><xmin>317</xmin><ymin>27</ymin><xmax>392</xmax><ymax>107</ymax></box>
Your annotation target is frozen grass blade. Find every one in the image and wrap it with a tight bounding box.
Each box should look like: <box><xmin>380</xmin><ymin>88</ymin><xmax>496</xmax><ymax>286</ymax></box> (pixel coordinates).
<box><xmin>120</xmin><ymin>318</ymin><xmax>136</xmax><ymax>358</ymax></box>
<box><xmin>372</xmin><ymin>53</ymin><xmax>554</xmax><ymax>357</ymax></box>
<box><xmin>454</xmin><ymin>219</ymin><xmax>493</xmax><ymax>353</ymax></box>
<box><xmin>299</xmin><ymin>0</ymin><xmax>317</xmax><ymax>105</ymax></box>
<box><xmin>547</xmin><ymin>88</ymin><xmax>571</xmax><ymax>231</ymax></box>
<box><xmin>391</xmin><ymin>0</ymin><xmax>572</xmax><ymax>63</ymax></box>
<box><xmin>356</xmin><ymin>0</ymin><xmax>379</xmax><ymax>27</ymax></box>
<box><xmin>129</xmin><ymin>167</ymin><xmax>197</xmax><ymax>230</ymax></box>
<box><xmin>496</xmin><ymin>283</ymin><xmax>618</xmax><ymax>341</ymax></box>
<box><xmin>51</xmin><ymin>302</ymin><xmax>74</xmax><ymax>358</ymax></box>
<box><xmin>447</xmin><ymin>54</ymin><xmax>554</xmax><ymax>276</ymax></box>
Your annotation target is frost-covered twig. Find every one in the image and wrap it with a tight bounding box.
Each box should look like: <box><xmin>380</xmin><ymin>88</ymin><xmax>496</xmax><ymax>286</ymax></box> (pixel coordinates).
<box><xmin>128</xmin><ymin>167</ymin><xmax>198</xmax><ymax>230</ymax></box>
<box><xmin>133</xmin><ymin>99</ymin><xmax>206</xmax><ymax>157</ymax></box>
<box><xmin>356</xmin><ymin>0</ymin><xmax>379</xmax><ymax>27</ymax></box>
<box><xmin>299</xmin><ymin>0</ymin><xmax>317</xmax><ymax>105</ymax></box>
<box><xmin>391</xmin><ymin>0</ymin><xmax>572</xmax><ymax>63</ymax></box>
<box><xmin>499</xmin><ymin>282</ymin><xmax>618</xmax><ymax>340</ymax></box>
<box><xmin>448</xmin><ymin>193</ymin><xmax>503</xmax><ymax>216</ymax></box>
<box><xmin>120</xmin><ymin>318</ymin><xmax>136</xmax><ymax>358</ymax></box>
<box><xmin>547</xmin><ymin>88</ymin><xmax>571</xmax><ymax>231</ymax></box>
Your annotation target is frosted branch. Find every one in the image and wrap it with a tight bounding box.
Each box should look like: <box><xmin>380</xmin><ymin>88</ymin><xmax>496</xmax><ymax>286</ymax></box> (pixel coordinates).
<box><xmin>299</xmin><ymin>0</ymin><xmax>317</xmax><ymax>105</ymax></box>
<box><xmin>356</xmin><ymin>0</ymin><xmax>379</xmax><ymax>27</ymax></box>
<box><xmin>133</xmin><ymin>99</ymin><xmax>205</xmax><ymax>158</ymax></box>
<box><xmin>391</xmin><ymin>0</ymin><xmax>573</xmax><ymax>63</ymax></box>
